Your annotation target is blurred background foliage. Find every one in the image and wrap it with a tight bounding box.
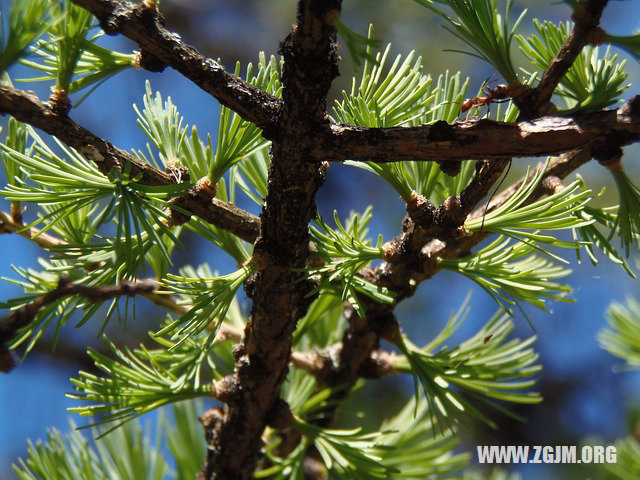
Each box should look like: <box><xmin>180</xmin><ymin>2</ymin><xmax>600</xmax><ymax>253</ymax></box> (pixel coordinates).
<box><xmin>1</xmin><ymin>0</ymin><xmax>640</xmax><ymax>478</ymax></box>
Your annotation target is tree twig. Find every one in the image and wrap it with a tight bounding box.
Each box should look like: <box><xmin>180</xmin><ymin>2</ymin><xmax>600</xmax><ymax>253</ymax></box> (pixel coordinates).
<box><xmin>71</xmin><ymin>0</ymin><xmax>282</xmax><ymax>134</ymax></box>
<box><xmin>0</xmin><ymin>84</ymin><xmax>261</xmax><ymax>243</ymax></box>
<box><xmin>0</xmin><ymin>278</ymin><xmax>156</xmax><ymax>351</ymax></box>
<box><xmin>0</xmin><ymin>210</ymin><xmax>65</xmax><ymax>249</ymax></box>
<box><xmin>516</xmin><ymin>0</ymin><xmax>609</xmax><ymax>119</ymax></box>
<box><xmin>317</xmin><ymin>97</ymin><xmax>640</xmax><ymax>163</ymax></box>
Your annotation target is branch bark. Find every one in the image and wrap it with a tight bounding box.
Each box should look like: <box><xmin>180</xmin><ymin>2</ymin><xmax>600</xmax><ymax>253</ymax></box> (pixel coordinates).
<box><xmin>315</xmin><ymin>98</ymin><xmax>640</xmax><ymax>163</ymax></box>
<box><xmin>516</xmin><ymin>0</ymin><xmax>609</xmax><ymax>119</ymax></box>
<box><xmin>0</xmin><ymin>278</ymin><xmax>157</xmax><ymax>354</ymax></box>
<box><xmin>0</xmin><ymin>85</ymin><xmax>261</xmax><ymax>243</ymax></box>
<box><xmin>71</xmin><ymin>0</ymin><xmax>282</xmax><ymax>134</ymax></box>
<box><xmin>204</xmin><ymin>1</ymin><xmax>341</xmax><ymax>478</ymax></box>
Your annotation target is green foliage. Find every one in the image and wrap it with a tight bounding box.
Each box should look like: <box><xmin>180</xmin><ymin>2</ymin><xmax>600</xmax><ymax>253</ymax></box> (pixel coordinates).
<box><xmin>572</xmin><ymin>193</ymin><xmax>635</xmax><ymax>277</ymax></box>
<box><xmin>4</xmin><ymin>0</ymin><xmax>640</xmax><ymax>478</ymax></box>
<box><xmin>465</xmin><ymin>163</ymin><xmax>593</xmax><ymax>250</ymax></box>
<box><xmin>307</xmin><ymin>208</ymin><xmax>393</xmax><ymax>317</ymax></box>
<box><xmin>159</xmin><ymin>263</ymin><xmax>252</xmax><ymax>349</ymax></box>
<box><xmin>598</xmin><ymin>298</ymin><xmax>640</xmax><ymax>369</ymax></box>
<box><xmin>20</xmin><ymin>0</ymin><xmax>133</xmax><ymax>101</ymax></box>
<box><xmin>13</xmin><ymin>420</ymin><xmax>169</xmax><ymax>480</ymax></box>
<box><xmin>293</xmin><ymin>418</ymin><xmax>398</xmax><ymax>479</ymax></box>
<box><xmin>608</xmin><ymin>167</ymin><xmax>640</xmax><ymax>258</ymax></box>
<box><xmin>335</xmin><ymin>19</ymin><xmax>381</xmax><ymax>66</ymax></box>
<box><xmin>414</xmin><ymin>0</ymin><xmax>525</xmax><ymax>83</ymax></box>
<box><xmin>606</xmin><ymin>436</ymin><xmax>640</xmax><ymax>480</ymax></box>
<box><xmin>518</xmin><ymin>20</ymin><xmax>630</xmax><ymax>114</ymax></box>
<box><xmin>0</xmin><ymin>0</ymin><xmax>48</xmax><ymax>74</ymax></box>
<box><xmin>0</xmin><ymin>125</ymin><xmax>184</xmax><ymax>266</ymax></box>
<box><xmin>395</xmin><ymin>301</ymin><xmax>541</xmax><ymax>431</ymax></box>
<box><xmin>334</xmin><ymin>30</ymin><xmax>477</xmax><ymax>202</ymax></box>
<box><xmin>211</xmin><ymin>53</ymin><xmax>281</xmax><ymax>183</ymax></box>
<box><xmin>163</xmin><ymin>400</ymin><xmax>207</xmax><ymax>480</ymax></box>
<box><xmin>439</xmin><ymin>236</ymin><xmax>573</xmax><ymax>315</ymax></box>
<box><xmin>604</xmin><ymin>32</ymin><xmax>640</xmax><ymax>64</ymax></box>
<box><xmin>135</xmin><ymin>53</ymin><xmax>280</xmax><ymax>184</ymax></box>
<box><xmin>376</xmin><ymin>397</ymin><xmax>469</xmax><ymax>477</ymax></box>
<box><xmin>14</xmin><ymin>402</ymin><xmax>207</xmax><ymax>480</ymax></box>
<box><xmin>68</xmin><ymin>334</ymin><xmax>217</xmax><ymax>430</ymax></box>
<box><xmin>184</xmin><ymin>177</ymin><xmax>251</xmax><ymax>265</ymax></box>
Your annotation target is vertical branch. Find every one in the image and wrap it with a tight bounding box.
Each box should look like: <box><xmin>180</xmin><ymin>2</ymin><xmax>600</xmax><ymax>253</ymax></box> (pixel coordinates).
<box><xmin>204</xmin><ymin>1</ymin><xmax>342</xmax><ymax>478</ymax></box>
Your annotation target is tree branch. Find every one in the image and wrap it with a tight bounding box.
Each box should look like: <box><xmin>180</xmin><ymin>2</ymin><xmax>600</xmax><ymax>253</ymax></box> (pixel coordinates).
<box><xmin>71</xmin><ymin>0</ymin><xmax>282</xmax><ymax>134</ymax></box>
<box><xmin>0</xmin><ymin>277</ymin><xmax>156</xmax><ymax>352</ymax></box>
<box><xmin>0</xmin><ymin>84</ymin><xmax>261</xmax><ymax>243</ymax></box>
<box><xmin>0</xmin><ymin>210</ymin><xmax>65</xmax><ymax>249</ymax></box>
<box><xmin>205</xmin><ymin>1</ymin><xmax>341</xmax><ymax>478</ymax></box>
<box><xmin>316</xmin><ymin>97</ymin><xmax>640</xmax><ymax>163</ymax></box>
<box><xmin>517</xmin><ymin>0</ymin><xmax>609</xmax><ymax>119</ymax></box>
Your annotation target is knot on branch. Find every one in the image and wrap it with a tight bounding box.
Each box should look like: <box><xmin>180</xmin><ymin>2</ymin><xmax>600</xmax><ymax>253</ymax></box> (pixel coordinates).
<box><xmin>265</xmin><ymin>398</ymin><xmax>295</xmax><ymax>431</ymax></box>
<box><xmin>133</xmin><ymin>49</ymin><xmax>167</xmax><ymax>72</ymax></box>
<box><xmin>48</xmin><ymin>87</ymin><xmax>71</xmax><ymax>116</ymax></box>
<box><xmin>199</xmin><ymin>406</ymin><xmax>225</xmax><ymax>445</ymax></box>
<box><xmin>405</xmin><ymin>193</ymin><xmax>436</xmax><ymax>229</ymax></box>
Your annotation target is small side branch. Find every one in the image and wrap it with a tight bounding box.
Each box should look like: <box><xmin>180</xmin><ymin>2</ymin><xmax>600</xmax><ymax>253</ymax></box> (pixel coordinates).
<box><xmin>317</xmin><ymin>98</ymin><xmax>640</xmax><ymax>163</ymax></box>
<box><xmin>0</xmin><ymin>85</ymin><xmax>261</xmax><ymax>243</ymax></box>
<box><xmin>0</xmin><ymin>210</ymin><xmax>65</xmax><ymax>249</ymax></box>
<box><xmin>71</xmin><ymin>0</ymin><xmax>281</xmax><ymax>133</ymax></box>
<box><xmin>0</xmin><ymin>278</ymin><xmax>156</xmax><ymax>347</ymax></box>
<box><xmin>517</xmin><ymin>0</ymin><xmax>609</xmax><ymax>118</ymax></box>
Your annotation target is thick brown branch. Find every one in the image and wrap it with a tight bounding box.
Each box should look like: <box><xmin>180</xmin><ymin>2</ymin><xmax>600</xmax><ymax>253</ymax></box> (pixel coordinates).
<box><xmin>316</xmin><ymin>97</ymin><xmax>640</xmax><ymax>163</ymax></box>
<box><xmin>0</xmin><ymin>85</ymin><xmax>261</xmax><ymax>243</ymax></box>
<box><xmin>71</xmin><ymin>0</ymin><xmax>281</xmax><ymax>133</ymax></box>
<box><xmin>517</xmin><ymin>0</ymin><xmax>609</xmax><ymax>119</ymax></box>
<box><xmin>205</xmin><ymin>1</ymin><xmax>341</xmax><ymax>478</ymax></box>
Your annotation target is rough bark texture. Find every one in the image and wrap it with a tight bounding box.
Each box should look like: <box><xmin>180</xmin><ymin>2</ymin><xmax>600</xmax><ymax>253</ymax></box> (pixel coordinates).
<box><xmin>315</xmin><ymin>100</ymin><xmax>640</xmax><ymax>162</ymax></box>
<box><xmin>71</xmin><ymin>0</ymin><xmax>282</xmax><ymax>133</ymax></box>
<box><xmin>0</xmin><ymin>85</ymin><xmax>261</xmax><ymax>243</ymax></box>
<box><xmin>1</xmin><ymin>0</ymin><xmax>635</xmax><ymax>476</ymax></box>
<box><xmin>204</xmin><ymin>2</ymin><xmax>341</xmax><ymax>478</ymax></box>
<box><xmin>516</xmin><ymin>0</ymin><xmax>610</xmax><ymax>119</ymax></box>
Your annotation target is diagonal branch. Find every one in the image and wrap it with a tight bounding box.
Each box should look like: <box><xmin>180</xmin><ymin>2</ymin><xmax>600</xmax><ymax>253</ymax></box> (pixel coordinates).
<box><xmin>0</xmin><ymin>277</ymin><xmax>156</xmax><ymax>348</ymax></box>
<box><xmin>0</xmin><ymin>84</ymin><xmax>261</xmax><ymax>243</ymax></box>
<box><xmin>516</xmin><ymin>0</ymin><xmax>609</xmax><ymax>119</ymax></box>
<box><xmin>0</xmin><ymin>210</ymin><xmax>65</xmax><ymax>249</ymax></box>
<box><xmin>71</xmin><ymin>0</ymin><xmax>282</xmax><ymax>133</ymax></box>
<box><xmin>316</xmin><ymin>97</ymin><xmax>640</xmax><ymax>163</ymax></box>
<box><xmin>321</xmin><ymin>148</ymin><xmax>594</xmax><ymax>401</ymax></box>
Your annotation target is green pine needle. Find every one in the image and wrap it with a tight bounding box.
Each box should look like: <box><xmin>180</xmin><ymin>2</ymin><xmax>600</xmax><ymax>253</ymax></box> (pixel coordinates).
<box><xmin>518</xmin><ymin>20</ymin><xmax>630</xmax><ymax>114</ymax></box>
<box><xmin>439</xmin><ymin>236</ymin><xmax>573</xmax><ymax>315</ymax></box>
<box><xmin>306</xmin><ymin>207</ymin><xmax>392</xmax><ymax>317</ymax></box>
<box><xmin>19</xmin><ymin>0</ymin><xmax>131</xmax><ymax>100</ymax></box>
<box><xmin>605</xmin><ymin>436</ymin><xmax>640</xmax><ymax>480</ymax></box>
<box><xmin>67</xmin><ymin>334</ymin><xmax>216</xmax><ymax>432</ymax></box>
<box><xmin>605</xmin><ymin>32</ymin><xmax>640</xmax><ymax>65</ymax></box>
<box><xmin>159</xmin><ymin>263</ymin><xmax>253</xmax><ymax>349</ymax></box>
<box><xmin>394</xmin><ymin>304</ymin><xmax>542</xmax><ymax>432</ymax></box>
<box><xmin>465</xmin><ymin>161</ymin><xmax>594</xmax><ymax>250</ymax></box>
<box><xmin>335</xmin><ymin>19</ymin><xmax>381</xmax><ymax>67</ymax></box>
<box><xmin>0</xmin><ymin>0</ymin><xmax>48</xmax><ymax>74</ymax></box>
<box><xmin>211</xmin><ymin>53</ymin><xmax>281</xmax><ymax>183</ymax></box>
<box><xmin>13</xmin><ymin>420</ymin><xmax>170</xmax><ymax>479</ymax></box>
<box><xmin>598</xmin><ymin>298</ymin><xmax>640</xmax><ymax>369</ymax></box>
<box><xmin>293</xmin><ymin>418</ymin><xmax>399</xmax><ymax>479</ymax></box>
<box><xmin>414</xmin><ymin>0</ymin><xmax>525</xmax><ymax>84</ymax></box>
<box><xmin>608</xmin><ymin>167</ymin><xmax>640</xmax><ymax>257</ymax></box>
<box><xmin>377</xmin><ymin>397</ymin><xmax>470</xmax><ymax>477</ymax></box>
